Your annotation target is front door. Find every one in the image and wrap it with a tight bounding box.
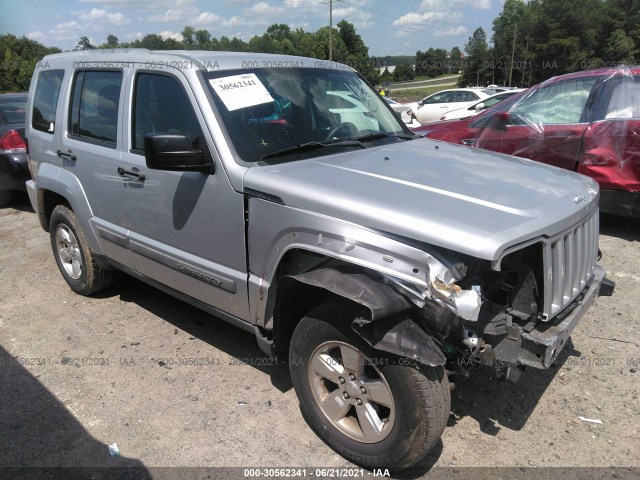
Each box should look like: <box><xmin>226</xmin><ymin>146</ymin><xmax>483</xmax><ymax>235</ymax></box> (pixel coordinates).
<box><xmin>119</xmin><ymin>69</ymin><xmax>249</xmax><ymax>319</ymax></box>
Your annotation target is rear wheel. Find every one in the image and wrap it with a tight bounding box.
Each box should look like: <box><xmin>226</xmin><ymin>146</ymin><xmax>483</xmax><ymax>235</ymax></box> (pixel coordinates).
<box><xmin>50</xmin><ymin>205</ymin><xmax>114</xmax><ymax>295</ymax></box>
<box><xmin>289</xmin><ymin>301</ymin><xmax>450</xmax><ymax>470</ymax></box>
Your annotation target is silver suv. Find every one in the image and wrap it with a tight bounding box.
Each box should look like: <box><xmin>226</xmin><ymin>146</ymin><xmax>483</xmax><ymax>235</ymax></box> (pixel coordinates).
<box><xmin>25</xmin><ymin>49</ymin><xmax>614</xmax><ymax>469</ymax></box>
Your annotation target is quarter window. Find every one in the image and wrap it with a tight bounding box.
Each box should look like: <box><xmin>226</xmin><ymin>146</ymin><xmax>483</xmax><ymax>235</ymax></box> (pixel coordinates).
<box><xmin>132</xmin><ymin>73</ymin><xmax>203</xmax><ymax>152</ymax></box>
<box><xmin>32</xmin><ymin>69</ymin><xmax>64</xmax><ymax>134</ymax></box>
<box><xmin>69</xmin><ymin>70</ymin><xmax>123</xmax><ymax>146</ymax></box>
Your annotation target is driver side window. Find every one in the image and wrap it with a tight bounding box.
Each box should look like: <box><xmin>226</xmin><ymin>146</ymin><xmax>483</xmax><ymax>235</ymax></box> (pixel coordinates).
<box><xmin>132</xmin><ymin>73</ymin><xmax>203</xmax><ymax>152</ymax></box>
<box><xmin>510</xmin><ymin>79</ymin><xmax>597</xmax><ymax>125</ymax></box>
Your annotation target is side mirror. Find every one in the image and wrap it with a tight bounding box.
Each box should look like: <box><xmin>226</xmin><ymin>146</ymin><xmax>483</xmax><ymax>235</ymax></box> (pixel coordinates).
<box><xmin>474</xmin><ymin>102</ymin><xmax>485</xmax><ymax>111</ymax></box>
<box><xmin>490</xmin><ymin>111</ymin><xmax>511</xmax><ymax>130</ymax></box>
<box><xmin>144</xmin><ymin>134</ymin><xmax>213</xmax><ymax>173</ymax></box>
<box><xmin>417</xmin><ymin>99</ymin><xmax>424</xmax><ymax>105</ymax></box>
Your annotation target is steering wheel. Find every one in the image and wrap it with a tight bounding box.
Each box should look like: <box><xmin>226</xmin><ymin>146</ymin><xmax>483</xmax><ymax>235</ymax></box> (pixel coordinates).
<box><xmin>323</xmin><ymin>123</ymin><xmax>357</xmax><ymax>142</ymax></box>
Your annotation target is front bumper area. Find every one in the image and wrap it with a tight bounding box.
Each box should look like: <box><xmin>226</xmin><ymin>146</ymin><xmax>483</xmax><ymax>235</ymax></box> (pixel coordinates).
<box><xmin>486</xmin><ymin>266</ymin><xmax>613</xmax><ymax>370</ymax></box>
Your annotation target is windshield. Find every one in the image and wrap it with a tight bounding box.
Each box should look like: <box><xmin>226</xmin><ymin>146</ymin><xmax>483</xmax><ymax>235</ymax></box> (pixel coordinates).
<box><xmin>204</xmin><ymin>68</ymin><xmax>407</xmax><ymax>163</ymax></box>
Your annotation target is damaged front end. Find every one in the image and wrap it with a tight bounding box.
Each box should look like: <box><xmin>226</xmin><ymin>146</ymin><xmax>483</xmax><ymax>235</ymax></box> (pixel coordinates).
<box><xmin>406</xmin><ymin>212</ymin><xmax>616</xmax><ymax>383</ymax></box>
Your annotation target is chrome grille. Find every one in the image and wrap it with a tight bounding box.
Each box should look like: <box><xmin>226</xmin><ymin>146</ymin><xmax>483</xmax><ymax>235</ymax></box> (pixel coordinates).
<box><xmin>542</xmin><ymin>209</ymin><xmax>599</xmax><ymax>319</ymax></box>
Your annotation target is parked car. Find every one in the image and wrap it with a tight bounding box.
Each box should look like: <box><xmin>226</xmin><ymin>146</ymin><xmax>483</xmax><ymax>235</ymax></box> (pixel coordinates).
<box><xmin>384</xmin><ymin>97</ymin><xmax>414</xmax><ymax>124</ymax></box>
<box><xmin>409</xmin><ymin>88</ymin><xmax>490</xmax><ymax>123</ymax></box>
<box><xmin>327</xmin><ymin>90</ymin><xmax>380</xmax><ymax>132</ymax></box>
<box><xmin>439</xmin><ymin>89</ymin><xmax>525</xmax><ymax>121</ymax></box>
<box><xmin>26</xmin><ymin>50</ymin><xmax>614</xmax><ymax>469</ymax></box>
<box><xmin>0</xmin><ymin>93</ymin><xmax>29</xmax><ymax>205</ymax></box>
<box><xmin>413</xmin><ymin>67</ymin><xmax>640</xmax><ymax>217</ymax></box>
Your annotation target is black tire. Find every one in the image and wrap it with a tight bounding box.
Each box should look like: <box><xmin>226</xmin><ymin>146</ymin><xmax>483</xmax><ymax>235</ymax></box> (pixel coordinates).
<box><xmin>289</xmin><ymin>301</ymin><xmax>450</xmax><ymax>470</ymax></box>
<box><xmin>0</xmin><ymin>190</ymin><xmax>12</xmax><ymax>207</ymax></box>
<box><xmin>49</xmin><ymin>205</ymin><xmax>115</xmax><ymax>295</ymax></box>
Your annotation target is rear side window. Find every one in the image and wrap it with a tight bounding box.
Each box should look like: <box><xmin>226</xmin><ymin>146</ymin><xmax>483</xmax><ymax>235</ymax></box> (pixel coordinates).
<box><xmin>606</xmin><ymin>76</ymin><xmax>640</xmax><ymax>119</ymax></box>
<box><xmin>69</xmin><ymin>70</ymin><xmax>123</xmax><ymax>146</ymax></box>
<box><xmin>32</xmin><ymin>69</ymin><xmax>64</xmax><ymax>134</ymax></box>
<box><xmin>132</xmin><ymin>73</ymin><xmax>202</xmax><ymax>152</ymax></box>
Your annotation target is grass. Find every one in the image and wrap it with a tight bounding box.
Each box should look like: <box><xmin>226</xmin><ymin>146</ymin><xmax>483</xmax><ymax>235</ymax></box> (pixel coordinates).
<box><xmin>386</xmin><ymin>85</ymin><xmax>452</xmax><ymax>103</ymax></box>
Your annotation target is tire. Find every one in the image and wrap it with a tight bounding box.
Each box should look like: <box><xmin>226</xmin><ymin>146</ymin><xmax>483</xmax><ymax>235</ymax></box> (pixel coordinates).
<box><xmin>0</xmin><ymin>190</ymin><xmax>12</xmax><ymax>207</ymax></box>
<box><xmin>289</xmin><ymin>301</ymin><xmax>450</xmax><ymax>470</ymax></box>
<box><xmin>49</xmin><ymin>205</ymin><xmax>115</xmax><ymax>295</ymax></box>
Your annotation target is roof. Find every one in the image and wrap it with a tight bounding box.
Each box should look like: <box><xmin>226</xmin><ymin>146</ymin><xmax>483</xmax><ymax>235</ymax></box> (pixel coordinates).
<box><xmin>39</xmin><ymin>49</ymin><xmax>353</xmax><ymax>72</ymax></box>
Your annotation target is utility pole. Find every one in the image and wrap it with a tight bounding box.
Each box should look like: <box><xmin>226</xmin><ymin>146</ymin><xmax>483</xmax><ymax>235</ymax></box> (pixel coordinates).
<box><xmin>329</xmin><ymin>0</ymin><xmax>333</xmax><ymax>61</ymax></box>
<box><xmin>508</xmin><ymin>24</ymin><xmax>517</xmax><ymax>87</ymax></box>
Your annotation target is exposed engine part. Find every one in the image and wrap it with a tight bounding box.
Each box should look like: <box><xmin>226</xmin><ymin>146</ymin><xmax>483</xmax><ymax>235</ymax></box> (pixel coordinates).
<box><xmin>461</xmin><ymin>324</ymin><xmax>479</xmax><ymax>350</ymax></box>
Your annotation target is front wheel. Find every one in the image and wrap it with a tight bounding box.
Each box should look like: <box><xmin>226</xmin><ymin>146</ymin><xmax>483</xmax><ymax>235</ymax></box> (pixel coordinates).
<box><xmin>289</xmin><ymin>301</ymin><xmax>450</xmax><ymax>470</ymax></box>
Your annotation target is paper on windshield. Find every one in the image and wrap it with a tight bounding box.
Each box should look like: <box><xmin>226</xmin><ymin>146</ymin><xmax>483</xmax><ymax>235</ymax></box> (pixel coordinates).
<box><xmin>209</xmin><ymin>73</ymin><xmax>274</xmax><ymax>111</ymax></box>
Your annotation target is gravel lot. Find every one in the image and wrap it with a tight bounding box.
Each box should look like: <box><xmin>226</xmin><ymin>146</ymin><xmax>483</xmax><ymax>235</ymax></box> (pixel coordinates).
<box><xmin>1</xmin><ymin>193</ymin><xmax>638</xmax><ymax>479</ymax></box>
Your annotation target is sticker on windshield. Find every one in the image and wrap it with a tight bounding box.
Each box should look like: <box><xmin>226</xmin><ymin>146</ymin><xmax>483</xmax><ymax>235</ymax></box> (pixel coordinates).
<box><xmin>209</xmin><ymin>74</ymin><xmax>274</xmax><ymax>111</ymax></box>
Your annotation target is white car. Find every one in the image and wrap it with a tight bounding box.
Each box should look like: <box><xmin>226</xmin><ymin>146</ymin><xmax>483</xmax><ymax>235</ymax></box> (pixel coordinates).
<box><xmin>327</xmin><ymin>90</ymin><xmax>379</xmax><ymax>132</ymax></box>
<box><xmin>439</xmin><ymin>89</ymin><xmax>525</xmax><ymax>121</ymax></box>
<box><xmin>410</xmin><ymin>88</ymin><xmax>490</xmax><ymax>123</ymax></box>
<box><xmin>384</xmin><ymin>97</ymin><xmax>420</xmax><ymax>126</ymax></box>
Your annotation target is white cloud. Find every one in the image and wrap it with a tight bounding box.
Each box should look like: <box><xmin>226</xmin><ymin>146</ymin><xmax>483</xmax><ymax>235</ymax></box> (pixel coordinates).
<box><xmin>27</xmin><ymin>31</ymin><xmax>45</xmax><ymax>42</ymax></box>
<box><xmin>192</xmin><ymin>12</ymin><xmax>222</xmax><ymax>26</ymax></box>
<box><xmin>147</xmin><ymin>6</ymin><xmax>199</xmax><ymax>23</ymax></box>
<box><xmin>433</xmin><ymin>26</ymin><xmax>468</xmax><ymax>37</ymax></box>
<box><xmin>419</xmin><ymin>0</ymin><xmax>491</xmax><ymax>9</ymax></box>
<box><xmin>392</xmin><ymin>11</ymin><xmax>452</xmax><ymax>26</ymax></box>
<box><xmin>49</xmin><ymin>21</ymin><xmax>83</xmax><ymax>40</ymax></box>
<box><xmin>159</xmin><ymin>30</ymin><xmax>184</xmax><ymax>41</ymax></box>
<box><xmin>77</xmin><ymin>8</ymin><xmax>131</xmax><ymax>26</ymax></box>
<box><xmin>79</xmin><ymin>0</ymin><xmax>197</xmax><ymax>8</ymax></box>
<box><xmin>392</xmin><ymin>30</ymin><xmax>412</xmax><ymax>38</ymax></box>
<box><xmin>246</xmin><ymin>2</ymin><xmax>286</xmax><ymax>15</ymax></box>
<box><xmin>124</xmin><ymin>31</ymin><xmax>145</xmax><ymax>41</ymax></box>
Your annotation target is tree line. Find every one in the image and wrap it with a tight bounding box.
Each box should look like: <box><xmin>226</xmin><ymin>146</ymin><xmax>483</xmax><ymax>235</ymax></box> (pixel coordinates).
<box><xmin>461</xmin><ymin>0</ymin><xmax>638</xmax><ymax>87</ymax></box>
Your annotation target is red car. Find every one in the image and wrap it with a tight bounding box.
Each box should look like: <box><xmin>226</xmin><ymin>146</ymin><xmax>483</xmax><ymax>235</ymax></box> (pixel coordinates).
<box><xmin>413</xmin><ymin>67</ymin><xmax>640</xmax><ymax>217</ymax></box>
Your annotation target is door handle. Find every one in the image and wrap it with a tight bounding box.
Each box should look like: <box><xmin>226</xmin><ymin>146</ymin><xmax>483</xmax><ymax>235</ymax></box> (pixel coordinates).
<box><xmin>57</xmin><ymin>149</ymin><xmax>76</xmax><ymax>160</ymax></box>
<box><xmin>117</xmin><ymin>167</ymin><xmax>145</xmax><ymax>181</ymax></box>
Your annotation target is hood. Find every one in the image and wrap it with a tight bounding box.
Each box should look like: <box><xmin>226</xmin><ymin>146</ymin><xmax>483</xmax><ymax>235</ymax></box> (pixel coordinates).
<box><xmin>243</xmin><ymin>138</ymin><xmax>599</xmax><ymax>261</ymax></box>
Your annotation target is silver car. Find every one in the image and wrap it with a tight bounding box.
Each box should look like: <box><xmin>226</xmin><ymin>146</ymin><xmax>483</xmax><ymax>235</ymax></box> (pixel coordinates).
<box><xmin>25</xmin><ymin>50</ymin><xmax>614</xmax><ymax>469</ymax></box>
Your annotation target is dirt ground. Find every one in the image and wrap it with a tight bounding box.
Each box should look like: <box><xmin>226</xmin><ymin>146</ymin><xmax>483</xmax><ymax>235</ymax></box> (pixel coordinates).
<box><xmin>1</xmin><ymin>193</ymin><xmax>639</xmax><ymax>479</ymax></box>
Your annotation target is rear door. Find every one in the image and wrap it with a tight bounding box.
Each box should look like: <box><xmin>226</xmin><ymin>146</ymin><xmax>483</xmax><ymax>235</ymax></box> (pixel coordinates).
<box><xmin>476</xmin><ymin>77</ymin><xmax>599</xmax><ymax>170</ymax></box>
<box><xmin>59</xmin><ymin>68</ymin><xmax>133</xmax><ymax>266</ymax></box>
<box><xmin>119</xmin><ymin>68</ymin><xmax>249</xmax><ymax>318</ymax></box>
<box><xmin>579</xmin><ymin>74</ymin><xmax>640</xmax><ymax>192</ymax></box>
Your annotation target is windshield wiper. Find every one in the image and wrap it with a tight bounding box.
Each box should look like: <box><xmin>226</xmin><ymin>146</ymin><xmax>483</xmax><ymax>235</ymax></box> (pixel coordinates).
<box><xmin>351</xmin><ymin>132</ymin><xmax>416</xmax><ymax>142</ymax></box>
<box><xmin>261</xmin><ymin>140</ymin><xmax>365</xmax><ymax>160</ymax></box>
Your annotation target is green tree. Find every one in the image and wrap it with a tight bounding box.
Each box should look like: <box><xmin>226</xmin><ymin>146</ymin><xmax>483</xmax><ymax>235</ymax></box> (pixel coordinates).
<box><xmin>460</xmin><ymin>27</ymin><xmax>491</xmax><ymax>86</ymax></box>
<box><xmin>99</xmin><ymin>34</ymin><xmax>119</xmax><ymax>49</ymax></box>
<box><xmin>0</xmin><ymin>34</ymin><xmax>61</xmax><ymax>92</ymax></box>
<box><xmin>337</xmin><ymin>20</ymin><xmax>376</xmax><ymax>82</ymax></box>
<box><xmin>181</xmin><ymin>26</ymin><xmax>196</xmax><ymax>49</ymax></box>
<box><xmin>525</xmin><ymin>0</ymin><xmax>601</xmax><ymax>82</ymax></box>
<box><xmin>491</xmin><ymin>0</ymin><xmax>528</xmax><ymax>85</ymax></box>
<box><xmin>449</xmin><ymin>47</ymin><xmax>463</xmax><ymax>73</ymax></box>
<box><xmin>392</xmin><ymin>63</ymin><xmax>414</xmax><ymax>82</ymax></box>
<box><xmin>604</xmin><ymin>29</ymin><xmax>636</xmax><ymax>63</ymax></box>
<box><xmin>74</xmin><ymin>36</ymin><xmax>96</xmax><ymax>51</ymax></box>
<box><xmin>195</xmin><ymin>29</ymin><xmax>211</xmax><ymax>49</ymax></box>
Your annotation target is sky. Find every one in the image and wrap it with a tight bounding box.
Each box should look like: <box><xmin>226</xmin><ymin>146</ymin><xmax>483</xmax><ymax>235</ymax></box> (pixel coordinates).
<box><xmin>2</xmin><ymin>0</ymin><xmax>504</xmax><ymax>56</ymax></box>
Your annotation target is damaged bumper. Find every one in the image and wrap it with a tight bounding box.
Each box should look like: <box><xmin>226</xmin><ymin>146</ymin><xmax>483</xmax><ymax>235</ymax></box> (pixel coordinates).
<box><xmin>487</xmin><ymin>266</ymin><xmax>614</xmax><ymax>370</ymax></box>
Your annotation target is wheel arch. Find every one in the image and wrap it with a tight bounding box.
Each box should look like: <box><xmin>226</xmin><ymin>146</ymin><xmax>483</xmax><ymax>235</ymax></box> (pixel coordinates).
<box><xmin>271</xmin><ymin>266</ymin><xmax>446</xmax><ymax>367</ymax></box>
<box><xmin>34</xmin><ymin>162</ymin><xmax>102</xmax><ymax>255</ymax></box>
